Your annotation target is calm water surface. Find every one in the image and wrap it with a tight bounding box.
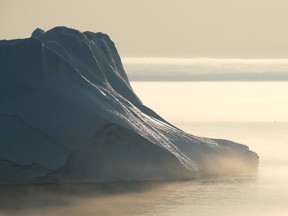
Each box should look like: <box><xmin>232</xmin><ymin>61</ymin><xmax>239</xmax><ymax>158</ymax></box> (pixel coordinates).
<box><xmin>132</xmin><ymin>82</ymin><xmax>288</xmax><ymax>216</ymax></box>
<box><xmin>0</xmin><ymin>82</ymin><xmax>287</xmax><ymax>216</ymax></box>
<box><xmin>136</xmin><ymin>121</ymin><xmax>288</xmax><ymax>216</ymax></box>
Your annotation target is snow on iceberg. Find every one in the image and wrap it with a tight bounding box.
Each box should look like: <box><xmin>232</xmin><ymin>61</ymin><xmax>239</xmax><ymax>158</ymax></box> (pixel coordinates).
<box><xmin>0</xmin><ymin>27</ymin><xmax>258</xmax><ymax>184</ymax></box>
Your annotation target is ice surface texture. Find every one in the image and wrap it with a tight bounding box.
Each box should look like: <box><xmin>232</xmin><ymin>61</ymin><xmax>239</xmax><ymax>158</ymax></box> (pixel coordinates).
<box><xmin>0</xmin><ymin>27</ymin><xmax>258</xmax><ymax>184</ymax></box>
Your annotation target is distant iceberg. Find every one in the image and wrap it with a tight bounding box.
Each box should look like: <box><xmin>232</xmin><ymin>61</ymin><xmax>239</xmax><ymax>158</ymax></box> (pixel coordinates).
<box><xmin>0</xmin><ymin>27</ymin><xmax>258</xmax><ymax>184</ymax></box>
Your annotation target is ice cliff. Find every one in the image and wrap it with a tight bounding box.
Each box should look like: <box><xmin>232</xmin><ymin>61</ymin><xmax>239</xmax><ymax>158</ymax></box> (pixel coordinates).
<box><xmin>0</xmin><ymin>27</ymin><xmax>258</xmax><ymax>184</ymax></box>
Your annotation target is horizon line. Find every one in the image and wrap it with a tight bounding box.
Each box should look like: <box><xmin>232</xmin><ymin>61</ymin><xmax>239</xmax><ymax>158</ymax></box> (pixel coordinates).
<box><xmin>122</xmin><ymin>57</ymin><xmax>288</xmax><ymax>64</ymax></box>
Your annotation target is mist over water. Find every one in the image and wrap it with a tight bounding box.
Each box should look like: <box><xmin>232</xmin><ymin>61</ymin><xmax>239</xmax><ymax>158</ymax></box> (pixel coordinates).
<box><xmin>1</xmin><ymin>122</ymin><xmax>286</xmax><ymax>216</ymax></box>
<box><xmin>0</xmin><ymin>181</ymin><xmax>186</xmax><ymax>216</ymax></box>
<box><xmin>1</xmin><ymin>82</ymin><xmax>287</xmax><ymax>216</ymax></box>
<box><xmin>135</xmin><ymin>123</ymin><xmax>288</xmax><ymax>216</ymax></box>
<box><xmin>131</xmin><ymin>82</ymin><xmax>288</xmax><ymax>216</ymax></box>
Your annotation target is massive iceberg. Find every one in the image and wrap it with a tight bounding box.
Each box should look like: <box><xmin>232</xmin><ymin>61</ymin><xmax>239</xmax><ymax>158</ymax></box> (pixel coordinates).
<box><xmin>0</xmin><ymin>27</ymin><xmax>258</xmax><ymax>184</ymax></box>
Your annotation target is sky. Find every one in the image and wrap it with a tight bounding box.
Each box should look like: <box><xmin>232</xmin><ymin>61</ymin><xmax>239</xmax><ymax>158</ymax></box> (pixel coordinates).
<box><xmin>1</xmin><ymin>0</ymin><xmax>288</xmax><ymax>58</ymax></box>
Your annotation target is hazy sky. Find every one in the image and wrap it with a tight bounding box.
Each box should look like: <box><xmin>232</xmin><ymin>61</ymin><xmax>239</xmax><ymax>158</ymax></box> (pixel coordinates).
<box><xmin>1</xmin><ymin>0</ymin><xmax>288</xmax><ymax>58</ymax></box>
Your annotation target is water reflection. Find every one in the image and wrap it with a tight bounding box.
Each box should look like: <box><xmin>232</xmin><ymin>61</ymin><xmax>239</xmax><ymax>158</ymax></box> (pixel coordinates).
<box><xmin>139</xmin><ymin>175</ymin><xmax>261</xmax><ymax>216</ymax></box>
<box><xmin>0</xmin><ymin>174</ymin><xmax>258</xmax><ymax>216</ymax></box>
<box><xmin>0</xmin><ymin>180</ymin><xmax>183</xmax><ymax>216</ymax></box>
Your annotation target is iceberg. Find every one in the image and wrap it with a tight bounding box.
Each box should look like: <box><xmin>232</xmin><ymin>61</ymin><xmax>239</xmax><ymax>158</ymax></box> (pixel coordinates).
<box><xmin>0</xmin><ymin>27</ymin><xmax>258</xmax><ymax>184</ymax></box>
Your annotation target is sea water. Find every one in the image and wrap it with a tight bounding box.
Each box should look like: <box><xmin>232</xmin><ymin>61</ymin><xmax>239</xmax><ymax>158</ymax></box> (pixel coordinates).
<box><xmin>1</xmin><ymin>82</ymin><xmax>287</xmax><ymax>216</ymax></box>
<box><xmin>132</xmin><ymin>82</ymin><xmax>288</xmax><ymax>216</ymax></box>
